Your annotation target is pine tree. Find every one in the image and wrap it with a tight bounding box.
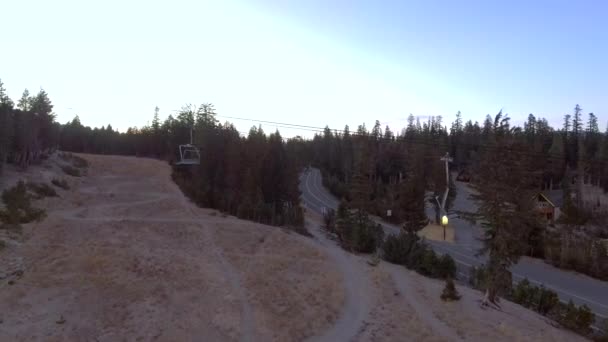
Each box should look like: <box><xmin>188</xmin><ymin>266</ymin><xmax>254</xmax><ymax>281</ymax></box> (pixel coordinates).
<box><xmin>482</xmin><ymin>114</ymin><xmax>493</xmax><ymax>137</ymax></box>
<box><xmin>467</xmin><ymin>112</ymin><xmax>541</xmax><ymax>307</ymax></box>
<box><xmin>454</xmin><ymin>111</ymin><xmax>463</xmax><ymax>132</ymax></box>
<box><xmin>524</xmin><ymin>113</ymin><xmax>536</xmax><ymax>140</ymax></box>
<box><xmin>573</xmin><ymin>104</ymin><xmax>583</xmax><ymax>136</ymax></box>
<box><xmin>0</xmin><ymin>80</ymin><xmax>13</xmax><ymax>174</ymax></box>
<box><xmin>0</xmin><ymin>79</ymin><xmax>13</xmax><ymax>107</ymax></box>
<box><xmin>152</xmin><ymin>106</ymin><xmax>160</xmax><ymax>132</ymax></box>
<box><xmin>17</xmin><ymin>89</ymin><xmax>31</xmax><ymax>111</ymax></box>
<box><xmin>350</xmin><ymin>157</ymin><xmax>372</xmax><ymax>211</ymax></box>
<box><xmin>587</xmin><ymin>113</ymin><xmax>599</xmax><ymax>133</ymax></box>
<box><xmin>384</xmin><ymin>125</ymin><xmax>394</xmax><ymax>140</ymax></box>
<box><xmin>400</xmin><ymin>148</ymin><xmax>428</xmax><ymax>232</ymax></box>
<box><xmin>406</xmin><ymin>114</ymin><xmax>416</xmax><ymax>136</ymax></box>
<box><xmin>563</xmin><ymin>114</ymin><xmax>572</xmax><ymax>134</ymax></box>
<box><xmin>371</xmin><ymin>120</ymin><xmax>382</xmax><ymax>140</ymax></box>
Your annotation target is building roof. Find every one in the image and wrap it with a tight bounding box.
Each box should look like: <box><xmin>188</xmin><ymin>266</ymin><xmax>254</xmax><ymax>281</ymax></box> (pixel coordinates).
<box><xmin>540</xmin><ymin>190</ymin><xmax>564</xmax><ymax>208</ymax></box>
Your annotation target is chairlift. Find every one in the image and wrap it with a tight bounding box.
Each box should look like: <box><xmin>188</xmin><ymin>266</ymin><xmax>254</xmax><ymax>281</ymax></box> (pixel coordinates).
<box><xmin>175</xmin><ymin>129</ymin><xmax>201</xmax><ymax>166</ymax></box>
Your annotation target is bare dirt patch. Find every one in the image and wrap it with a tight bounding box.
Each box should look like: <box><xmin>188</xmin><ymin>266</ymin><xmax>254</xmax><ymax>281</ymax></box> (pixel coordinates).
<box><xmin>0</xmin><ymin>154</ymin><xmax>343</xmax><ymax>342</ymax></box>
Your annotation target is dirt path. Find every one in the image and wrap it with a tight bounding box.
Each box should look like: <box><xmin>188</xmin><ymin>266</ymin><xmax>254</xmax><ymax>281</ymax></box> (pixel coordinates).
<box><xmin>304</xmin><ymin>217</ymin><xmax>372</xmax><ymax>342</ymax></box>
<box><xmin>200</xmin><ymin>221</ymin><xmax>256</xmax><ymax>342</ymax></box>
<box><xmin>383</xmin><ymin>263</ymin><xmax>462</xmax><ymax>341</ymax></box>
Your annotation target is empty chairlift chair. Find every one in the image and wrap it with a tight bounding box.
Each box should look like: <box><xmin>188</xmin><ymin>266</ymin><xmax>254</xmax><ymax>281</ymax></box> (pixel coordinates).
<box><xmin>175</xmin><ymin>129</ymin><xmax>201</xmax><ymax>166</ymax></box>
<box><xmin>176</xmin><ymin>144</ymin><xmax>200</xmax><ymax>165</ymax></box>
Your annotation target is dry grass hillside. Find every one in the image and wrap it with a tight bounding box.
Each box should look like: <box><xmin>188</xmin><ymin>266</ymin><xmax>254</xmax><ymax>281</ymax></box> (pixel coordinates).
<box><xmin>0</xmin><ymin>154</ymin><xmax>586</xmax><ymax>341</ymax></box>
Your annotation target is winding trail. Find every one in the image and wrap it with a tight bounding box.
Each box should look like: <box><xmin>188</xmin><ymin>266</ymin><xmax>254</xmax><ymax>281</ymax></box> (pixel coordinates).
<box><xmin>384</xmin><ymin>263</ymin><xmax>462</xmax><ymax>341</ymax></box>
<box><xmin>304</xmin><ymin>217</ymin><xmax>371</xmax><ymax>342</ymax></box>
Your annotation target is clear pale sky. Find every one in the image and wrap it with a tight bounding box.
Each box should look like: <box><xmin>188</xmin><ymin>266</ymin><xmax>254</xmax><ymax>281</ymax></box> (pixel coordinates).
<box><xmin>1</xmin><ymin>0</ymin><xmax>606</xmax><ymax>136</ymax></box>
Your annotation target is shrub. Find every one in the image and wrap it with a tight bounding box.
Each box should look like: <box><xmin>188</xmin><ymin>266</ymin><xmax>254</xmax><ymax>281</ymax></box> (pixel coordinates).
<box><xmin>61</xmin><ymin>165</ymin><xmax>81</xmax><ymax>177</ymax></box>
<box><xmin>418</xmin><ymin>249</ymin><xmax>439</xmax><ymax>277</ymax></box>
<box><xmin>535</xmin><ymin>286</ymin><xmax>560</xmax><ymax>315</ymax></box>
<box><xmin>382</xmin><ymin>232</ymin><xmax>418</xmax><ymax>265</ymax></box>
<box><xmin>51</xmin><ymin>178</ymin><xmax>70</xmax><ymax>190</ymax></box>
<box><xmin>437</xmin><ymin>254</ymin><xmax>457</xmax><ymax>279</ymax></box>
<box><xmin>336</xmin><ymin>207</ymin><xmax>383</xmax><ymax>254</ymax></box>
<box><xmin>322</xmin><ymin>208</ymin><xmax>336</xmax><ymax>234</ymax></box>
<box><xmin>353</xmin><ymin>220</ymin><xmax>384</xmax><ymax>254</ymax></box>
<box><xmin>382</xmin><ymin>231</ymin><xmax>454</xmax><ymax>279</ymax></box>
<box><xmin>441</xmin><ymin>278</ymin><xmax>461</xmax><ymax>301</ymax></box>
<box><xmin>557</xmin><ymin>301</ymin><xmax>585</xmax><ymax>332</ymax></box>
<box><xmin>0</xmin><ymin>181</ymin><xmax>46</xmax><ymax>224</ymax></box>
<box><xmin>512</xmin><ymin>279</ymin><xmax>595</xmax><ymax>336</ymax></box>
<box><xmin>574</xmin><ymin>304</ymin><xmax>595</xmax><ymax>335</ymax></box>
<box><xmin>26</xmin><ymin>182</ymin><xmax>58</xmax><ymax>198</ymax></box>
<box><xmin>513</xmin><ymin>280</ymin><xmax>560</xmax><ymax>315</ymax></box>
<box><xmin>406</xmin><ymin>240</ymin><xmax>428</xmax><ymax>271</ymax></box>
<box><xmin>512</xmin><ymin>279</ymin><xmax>534</xmax><ymax>306</ymax></box>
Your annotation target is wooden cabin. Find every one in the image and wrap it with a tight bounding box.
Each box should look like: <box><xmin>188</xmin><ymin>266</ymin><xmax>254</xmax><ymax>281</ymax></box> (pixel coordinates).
<box><xmin>536</xmin><ymin>190</ymin><xmax>563</xmax><ymax>224</ymax></box>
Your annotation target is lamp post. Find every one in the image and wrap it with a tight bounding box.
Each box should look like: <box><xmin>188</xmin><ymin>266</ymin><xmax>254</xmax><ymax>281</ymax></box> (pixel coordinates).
<box><xmin>441</xmin><ymin>214</ymin><xmax>449</xmax><ymax>240</ymax></box>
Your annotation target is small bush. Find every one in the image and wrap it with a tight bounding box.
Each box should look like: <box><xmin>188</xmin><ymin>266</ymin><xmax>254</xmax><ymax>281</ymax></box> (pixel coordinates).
<box><xmin>513</xmin><ymin>279</ymin><xmax>533</xmax><ymax>306</ymax></box>
<box><xmin>322</xmin><ymin>208</ymin><xmax>336</xmax><ymax>234</ymax></box>
<box><xmin>574</xmin><ymin>304</ymin><xmax>595</xmax><ymax>335</ymax></box>
<box><xmin>382</xmin><ymin>232</ymin><xmax>418</xmax><ymax>265</ymax></box>
<box><xmin>61</xmin><ymin>165</ymin><xmax>81</xmax><ymax>177</ymax></box>
<box><xmin>418</xmin><ymin>249</ymin><xmax>439</xmax><ymax>277</ymax></box>
<box><xmin>535</xmin><ymin>286</ymin><xmax>560</xmax><ymax>315</ymax></box>
<box><xmin>406</xmin><ymin>240</ymin><xmax>428</xmax><ymax>271</ymax></box>
<box><xmin>511</xmin><ymin>278</ymin><xmax>596</xmax><ymax>336</ymax></box>
<box><xmin>26</xmin><ymin>182</ymin><xmax>58</xmax><ymax>198</ymax></box>
<box><xmin>353</xmin><ymin>219</ymin><xmax>384</xmax><ymax>254</ymax></box>
<box><xmin>0</xmin><ymin>181</ymin><xmax>46</xmax><ymax>224</ymax></box>
<box><xmin>441</xmin><ymin>278</ymin><xmax>461</xmax><ymax>301</ymax></box>
<box><xmin>336</xmin><ymin>207</ymin><xmax>383</xmax><ymax>254</ymax></box>
<box><xmin>51</xmin><ymin>178</ymin><xmax>70</xmax><ymax>190</ymax></box>
<box><xmin>382</xmin><ymin>231</ymin><xmax>454</xmax><ymax>279</ymax></box>
<box><xmin>513</xmin><ymin>280</ymin><xmax>560</xmax><ymax>315</ymax></box>
<box><xmin>437</xmin><ymin>254</ymin><xmax>457</xmax><ymax>279</ymax></box>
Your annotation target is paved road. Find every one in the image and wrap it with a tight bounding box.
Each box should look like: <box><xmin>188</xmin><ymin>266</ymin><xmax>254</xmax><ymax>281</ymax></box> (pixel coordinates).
<box><xmin>299</xmin><ymin>168</ymin><xmax>608</xmax><ymax>319</ymax></box>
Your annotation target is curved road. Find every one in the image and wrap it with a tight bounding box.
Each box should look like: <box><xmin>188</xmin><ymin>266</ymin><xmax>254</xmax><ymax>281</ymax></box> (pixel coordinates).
<box><xmin>299</xmin><ymin>168</ymin><xmax>608</xmax><ymax>320</ymax></box>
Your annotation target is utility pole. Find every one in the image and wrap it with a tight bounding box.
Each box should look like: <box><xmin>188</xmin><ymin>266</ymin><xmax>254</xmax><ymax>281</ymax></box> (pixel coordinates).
<box><xmin>439</xmin><ymin>152</ymin><xmax>453</xmax><ymax>240</ymax></box>
<box><xmin>440</xmin><ymin>152</ymin><xmax>453</xmax><ymax>211</ymax></box>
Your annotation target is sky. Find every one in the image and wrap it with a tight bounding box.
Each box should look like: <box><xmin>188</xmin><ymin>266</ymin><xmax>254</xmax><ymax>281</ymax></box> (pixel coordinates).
<box><xmin>1</xmin><ymin>0</ymin><xmax>607</xmax><ymax>137</ymax></box>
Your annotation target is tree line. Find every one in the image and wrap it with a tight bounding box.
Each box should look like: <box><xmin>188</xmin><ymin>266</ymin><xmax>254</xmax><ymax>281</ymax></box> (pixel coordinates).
<box><xmin>0</xmin><ymin>80</ymin><xmax>60</xmax><ymax>173</ymax></box>
<box><xmin>308</xmin><ymin>110</ymin><xmax>608</xmax><ymax>216</ymax></box>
